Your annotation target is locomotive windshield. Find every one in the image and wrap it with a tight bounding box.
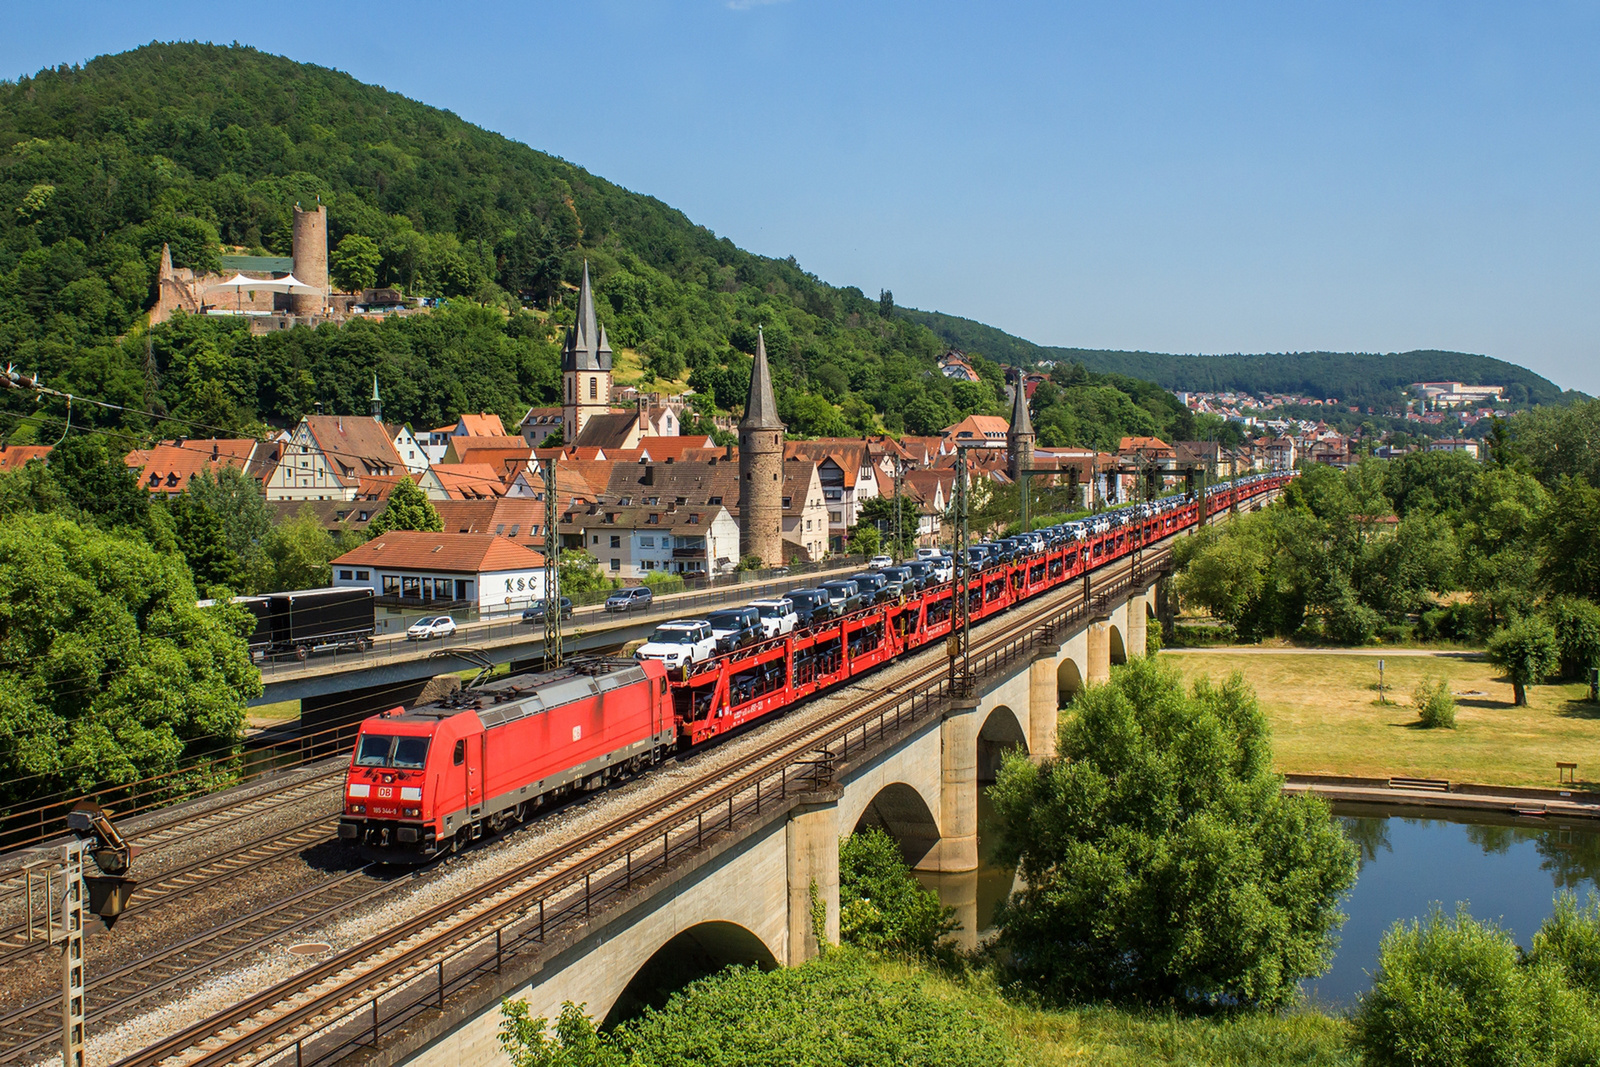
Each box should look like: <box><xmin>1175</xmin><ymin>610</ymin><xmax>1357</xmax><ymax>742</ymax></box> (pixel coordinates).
<box><xmin>355</xmin><ymin>734</ymin><xmax>431</xmax><ymax>769</ymax></box>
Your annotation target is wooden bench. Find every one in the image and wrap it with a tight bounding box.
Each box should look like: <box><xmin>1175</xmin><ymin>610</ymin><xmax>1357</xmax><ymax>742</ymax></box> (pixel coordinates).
<box><xmin>1558</xmin><ymin>762</ymin><xmax>1578</xmax><ymax>785</ymax></box>
<box><xmin>1389</xmin><ymin>776</ymin><xmax>1451</xmax><ymax>792</ymax></box>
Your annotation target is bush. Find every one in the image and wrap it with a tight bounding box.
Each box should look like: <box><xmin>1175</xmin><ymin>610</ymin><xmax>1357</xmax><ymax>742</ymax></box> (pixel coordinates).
<box><xmin>1412</xmin><ymin>678</ymin><xmax>1457</xmax><ymax>729</ymax></box>
<box><xmin>499</xmin><ymin>952</ymin><xmax>1006</xmax><ymax>1067</ymax></box>
<box><xmin>839</xmin><ymin>829</ymin><xmax>956</xmax><ymax>955</ymax></box>
<box><xmin>1357</xmin><ymin>905</ymin><xmax>1600</xmax><ymax>1067</ymax></box>
<box><xmin>989</xmin><ymin>657</ymin><xmax>1357</xmax><ymax>1008</ymax></box>
<box><xmin>1528</xmin><ymin>893</ymin><xmax>1600</xmax><ymax>997</ymax></box>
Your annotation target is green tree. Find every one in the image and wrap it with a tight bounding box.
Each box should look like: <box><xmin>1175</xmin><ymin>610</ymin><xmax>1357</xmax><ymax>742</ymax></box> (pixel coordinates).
<box><xmin>330</xmin><ymin>233</ymin><xmax>381</xmax><ymax>293</ymax></box>
<box><xmin>0</xmin><ymin>511</ymin><xmax>260</xmax><ymax>805</ymax></box>
<box><xmin>50</xmin><ymin>433</ymin><xmax>151</xmax><ymax>532</ymax></box>
<box><xmin>846</xmin><ymin>524</ymin><xmax>880</xmax><ymax>559</ymax></box>
<box><xmin>839</xmin><ymin>829</ymin><xmax>956</xmax><ymax>955</ymax></box>
<box><xmin>166</xmin><ymin>491</ymin><xmax>238</xmax><ymax>591</ymax></box>
<box><xmin>1356</xmin><ymin>905</ymin><xmax>1599</xmax><ymax>1067</ymax></box>
<box><xmin>990</xmin><ymin>657</ymin><xmax>1357</xmax><ymax>1007</ymax></box>
<box><xmin>556</xmin><ymin>550</ymin><xmax>607</xmax><ymax>595</ymax></box>
<box><xmin>1539</xmin><ymin>479</ymin><xmax>1600</xmax><ymax>603</ymax></box>
<box><xmin>853</xmin><ymin>494</ymin><xmax>918</xmax><ymax>560</ymax></box>
<box><xmin>1547</xmin><ymin>598</ymin><xmax>1600</xmax><ymax>681</ymax></box>
<box><xmin>1486</xmin><ymin>617</ymin><xmax>1560</xmax><ymax>706</ymax></box>
<box><xmin>365</xmin><ymin>476</ymin><xmax>442</xmax><ymax>536</ymax></box>
<box><xmin>262</xmin><ymin>506</ymin><xmax>340</xmax><ymax>591</ymax></box>
<box><xmin>184</xmin><ymin>468</ymin><xmax>275</xmax><ymax>592</ymax></box>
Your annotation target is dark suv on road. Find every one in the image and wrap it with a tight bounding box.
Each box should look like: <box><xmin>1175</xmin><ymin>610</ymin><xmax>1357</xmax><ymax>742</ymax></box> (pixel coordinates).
<box><xmin>521</xmin><ymin>597</ymin><xmax>574</xmax><ymax>622</ymax></box>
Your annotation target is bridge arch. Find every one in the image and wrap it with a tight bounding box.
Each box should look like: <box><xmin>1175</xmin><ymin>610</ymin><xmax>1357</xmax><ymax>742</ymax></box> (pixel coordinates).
<box><xmin>847</xmin><ymin>781</ymin><xmax>942</xmax><ymax>868</ymax></box>
<box><xmin>601</xmin><ymin>920</ymin><xmax>778</xmax><ymax>1029</ymax></box>
<box><xmin>1109</xmin><ymin>623</ymin><xmax>1127</xmax><ymax>666</ymax></box>
<box><xmin>977</xmin><ymin>704</ymin><xmax>1027</xmax><ymax>783</ymax></box>
<box><xmin>1057</xmin><ymin>657</ymin><xmax>1084</xmax><ymax>705</ymax></box>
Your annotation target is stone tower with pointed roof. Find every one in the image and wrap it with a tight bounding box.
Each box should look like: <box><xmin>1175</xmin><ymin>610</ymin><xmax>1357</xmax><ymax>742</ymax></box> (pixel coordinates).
<box><xmin>739</xmin><ymin>327</ymin><xmax>786</xmax><ymax>567</ymax></box>
<box><xmin>562</xmin><ymin>261</ymin><xmax>614</xmax><ymax>442</ymax></box>
<box><xmin>1007</xmin><ymin>373</ymin><xmax>1035</xmax><ymax>482</ymax></box>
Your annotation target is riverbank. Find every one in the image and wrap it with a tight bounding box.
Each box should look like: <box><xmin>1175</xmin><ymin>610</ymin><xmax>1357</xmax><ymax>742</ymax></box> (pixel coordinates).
<box><xmin>865</xmin><ymin>956</ymin><xmax>1358</xmax><ymax>1065</ymax></box>
<box><xmin>1164</xmin><ymin>648</ymin><xmax>1596</xmax><ymax>789</ymax></box>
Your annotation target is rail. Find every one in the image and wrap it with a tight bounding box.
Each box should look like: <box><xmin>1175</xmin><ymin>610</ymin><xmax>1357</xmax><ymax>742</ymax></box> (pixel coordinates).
<box><xmin>114</xmin><ymin>551</ymin><xmax>1175</xmax><ymax>1067</ymax></box>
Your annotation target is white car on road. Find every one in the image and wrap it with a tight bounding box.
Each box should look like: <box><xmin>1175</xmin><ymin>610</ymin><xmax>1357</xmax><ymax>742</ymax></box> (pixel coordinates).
<box><xmin>748</xmin><ymin>598</ymin><xmax>799</xmax><ymax>638</ymax></box>
<box><xmin>868</xmin><ymin>554</ymin><xmax>893</xmax><ymax>569</ymax></box>
<box><xmin>634</xmin><ymin>620</ymin><xmax>718</xmax><ymax>668</ymax></box>
<box><xmin>406</xmin><ymin>615</ymin><xmax>456</xmax><ymax>640</ymax></box>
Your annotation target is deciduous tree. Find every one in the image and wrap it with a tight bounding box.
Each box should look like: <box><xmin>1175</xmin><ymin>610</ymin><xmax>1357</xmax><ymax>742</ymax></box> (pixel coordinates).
<box><xmin>990</xmin><ymin>657</ymin><xmax>1356</xmax><ymax>1007</ymax></box>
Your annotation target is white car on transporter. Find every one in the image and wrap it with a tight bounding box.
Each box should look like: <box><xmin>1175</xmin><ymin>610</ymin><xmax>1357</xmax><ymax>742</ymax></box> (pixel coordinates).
<box><xmin>633</xmin><ymin>620</ymin><xmax>718</xmax><ymax>669</ymax></box>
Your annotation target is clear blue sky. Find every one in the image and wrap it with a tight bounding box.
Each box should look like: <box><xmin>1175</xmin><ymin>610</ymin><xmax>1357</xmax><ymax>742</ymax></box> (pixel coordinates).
<box><xmin>6</xmin><ymin>1</ymin><xmax>1598</xmax><ymax>393</ymax></box>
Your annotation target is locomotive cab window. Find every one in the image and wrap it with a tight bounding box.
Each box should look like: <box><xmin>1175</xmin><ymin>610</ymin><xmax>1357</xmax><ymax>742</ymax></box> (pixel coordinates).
<box><xmin>355</xmin><ymin>734</ymin><xmax>430</xmax><ymax>769</ymax></box>
<box><xmin>453</xmin><ymin>739</ymin><xmax>466</xmax><ymax>765</ymax></box>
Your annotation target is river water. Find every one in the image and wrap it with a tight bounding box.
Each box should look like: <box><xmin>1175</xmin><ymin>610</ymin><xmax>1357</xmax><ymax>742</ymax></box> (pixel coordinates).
<box><xmin>915</xmin><ymin>795</ymin><xmax>1600</xmax><ymax>1007</ymax></box>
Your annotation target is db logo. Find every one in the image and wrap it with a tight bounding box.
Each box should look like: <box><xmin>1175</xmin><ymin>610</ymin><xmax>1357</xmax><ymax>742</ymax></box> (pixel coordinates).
<box><xmin>378</xmin><ymin>787</ymin><xmax>393</xmax><ymax>798</ymax></box>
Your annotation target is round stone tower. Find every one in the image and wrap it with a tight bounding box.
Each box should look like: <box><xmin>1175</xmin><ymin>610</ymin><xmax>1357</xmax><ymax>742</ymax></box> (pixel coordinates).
<box><xmin>739</xmin><ymin>327</ymin><xmax>786</xmax><ymax>567</ymax></box>
<box><xmin>291</xmin><ymin>203</ymin><xmax>328</xmax><ymax>317</ymax></box>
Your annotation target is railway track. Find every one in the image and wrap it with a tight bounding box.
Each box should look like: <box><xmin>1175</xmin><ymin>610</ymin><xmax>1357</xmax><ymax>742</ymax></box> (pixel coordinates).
<box><xmin>0</xmin><ymin>860</ymin><xmax>397</xmax><ymax>1064</ymax></box>
<box><xmin>0</xmin><ymin>764</ymin><xmax>347</xmax><ymax>899</ymax></box>
<box><xmin>102</xmin><ymin>548</ymin><xmax>1164</xmax><ymax>1067</ymax></box>
<box><xmin>0</xmin><ymin>811</ymin><xmax>343</xmax><ymax>967</ymax></box>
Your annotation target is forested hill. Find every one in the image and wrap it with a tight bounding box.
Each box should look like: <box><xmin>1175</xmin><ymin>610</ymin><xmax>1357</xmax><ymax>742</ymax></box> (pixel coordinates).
<box><xmin>2</xmin><ymin>41</ymin><xmax>1532</xmax><ymax>453</ymax></box>
<box><xmin>899</xmin><ymin>308</ymin><xmax>1569</xmax><ymax>409</ymax></box>
<box><xmin>0</xmin><ymin>42</ymin><xmax>986</xmax><ymax>440</ymax></box>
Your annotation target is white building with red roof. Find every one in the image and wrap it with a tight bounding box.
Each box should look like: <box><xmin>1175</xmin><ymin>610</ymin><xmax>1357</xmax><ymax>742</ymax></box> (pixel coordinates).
<box><xmin>329</xmin><ymin>531</ymin><xmax>547</xmax><ymax>614</ymax></box>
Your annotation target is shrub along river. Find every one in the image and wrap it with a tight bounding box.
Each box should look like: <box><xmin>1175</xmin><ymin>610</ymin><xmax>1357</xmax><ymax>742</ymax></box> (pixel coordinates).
<box><xmin>915</xmin><ymin>794</ymin><xmax>1600</xmax><ymax>1006</ymax></box>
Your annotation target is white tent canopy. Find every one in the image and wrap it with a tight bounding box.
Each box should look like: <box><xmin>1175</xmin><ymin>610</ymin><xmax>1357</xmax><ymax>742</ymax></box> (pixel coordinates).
<box><xmin>206</xmin><ymin>273</ymin><xmax>319</xmax><ymax>294</ymax></box>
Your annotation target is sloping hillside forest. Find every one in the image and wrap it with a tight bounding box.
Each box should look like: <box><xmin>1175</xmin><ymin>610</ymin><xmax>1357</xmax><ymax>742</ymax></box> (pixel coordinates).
<box><xmin>0</xmin><ymin>42</ymin><xmax>1208</xmax><ymax>450</ymax></box>
<box><xmin>899</xmin><ymin>307</ymin><xmax>1574</xmax><ymax>410</ymax></box>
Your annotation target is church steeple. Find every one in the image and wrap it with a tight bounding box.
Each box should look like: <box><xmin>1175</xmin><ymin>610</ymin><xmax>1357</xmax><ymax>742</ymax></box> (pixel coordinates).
<box><xmin>1007</xmin><ymin>372</ymin><xmax>1035</xmax><ymax>482</ymax></box>
<box><xmin>370</xmin><ymin>374</ymin><xmax>382</xmax><ymax>421</ymax></box>
<box><xmin>561</xmin><ymin>261</ymin><xmax>614</xmax><ymax>441</ymax></box>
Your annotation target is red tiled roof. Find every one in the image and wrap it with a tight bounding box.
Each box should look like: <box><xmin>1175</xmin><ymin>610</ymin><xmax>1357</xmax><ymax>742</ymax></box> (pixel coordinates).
<box><xmin>635</xmin><ymin>436</ymin><xmax>715</xmax><ymax>461</ymax></box>
<box><xmin>331</xmin><ymin>530</ymin><xmax>543</xmax><ymax>572</ymax></box>
<box><xmin>125</xmin><ymin>439</ymin><xmax>265</xmax><ymax>492</ymax></box>
<box><xmin>431</xmin><ymin>463</ymin><xmax>508</xmax><ymax>499</ymax></box>
<box><xmin>456</xmin><ymin>413</ymin><xmax>507</xmax><ymax>437</ymax></box>
<box><xmin>0</xmin><ymin>444</ymin><xmax>52</xmax><ymax>473</ymax></box>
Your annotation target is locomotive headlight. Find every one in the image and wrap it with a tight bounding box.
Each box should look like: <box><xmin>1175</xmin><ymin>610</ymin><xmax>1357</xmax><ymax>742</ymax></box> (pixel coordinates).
<box><xmin>404</xmin><ymin>807</ymin><xmax>420</xmax><ymax>817</ymax></box>
<box><xmin>350</xmin><ymin>804</ymin><xmax>366</xmax><ymax>814</ymax></box>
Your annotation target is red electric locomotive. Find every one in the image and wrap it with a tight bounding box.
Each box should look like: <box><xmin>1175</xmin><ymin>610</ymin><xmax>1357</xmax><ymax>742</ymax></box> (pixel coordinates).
<box><xmin>339</xmin><ymin>658</ymin><xmax>674</xmax><ymax>861</ymax></box>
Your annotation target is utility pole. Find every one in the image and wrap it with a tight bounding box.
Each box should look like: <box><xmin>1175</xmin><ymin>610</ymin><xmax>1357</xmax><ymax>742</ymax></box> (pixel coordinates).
<box><xmin>948</xmin><ymin>446</ymin><xmax>973</xmax><ymax>697</ymax></box>
<box><xmin>540</xmin><ymin>458</ymin><xmax>562</xmax><ymax>671</ymax></box>
<box><xmin>892</xmin><ymin>457</ymin><xmax>906</xmax><ymax>563</ymax></box>
<box><xmin>58</xmin><ymin>841</ymin><xmax>85</xmax><ymax>1067</ymax></box>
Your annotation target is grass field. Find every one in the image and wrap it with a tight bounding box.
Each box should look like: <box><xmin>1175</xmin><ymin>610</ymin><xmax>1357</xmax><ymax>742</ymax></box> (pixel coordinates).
<box><xmin>1163</xmin><ymin>649</ymin><xmax>1597</xmax><ymax>790</ymax></box>
<box><xmin>870</xmin><ymin>958</ymin><xmax>1357</xmax><ymax>1066</ymax></box>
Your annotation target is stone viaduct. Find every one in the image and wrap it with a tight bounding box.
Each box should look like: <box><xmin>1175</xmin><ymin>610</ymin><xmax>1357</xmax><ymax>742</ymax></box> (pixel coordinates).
<box><xmin>376</xmin><ymin>577</ymin><xmax>1160</xmax><ymax>1067</ymax></box>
